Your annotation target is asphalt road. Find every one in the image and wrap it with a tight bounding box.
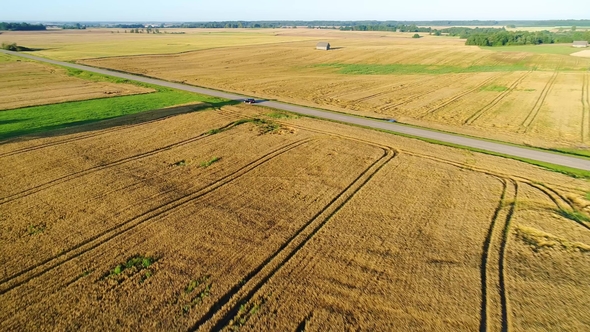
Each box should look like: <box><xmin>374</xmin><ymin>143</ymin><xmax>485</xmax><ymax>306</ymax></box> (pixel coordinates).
<box><xmin>4</xmin><ymin>49</ymin><xmax>590</xmax><ymax>171</ymax></box>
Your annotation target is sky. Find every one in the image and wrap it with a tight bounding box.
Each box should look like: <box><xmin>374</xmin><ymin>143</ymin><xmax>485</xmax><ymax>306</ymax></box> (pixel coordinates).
<box><xmin>1</xmin><ymin>0</ymin><xmax>589</xmax><ymax>22</ymax></box>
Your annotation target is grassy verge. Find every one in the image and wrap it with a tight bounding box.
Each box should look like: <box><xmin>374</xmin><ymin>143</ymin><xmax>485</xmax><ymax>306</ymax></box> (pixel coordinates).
<box><xmin>0</xmin><ymin>67</ymin><xmax>231</xmax><ymax>140</ymax></box>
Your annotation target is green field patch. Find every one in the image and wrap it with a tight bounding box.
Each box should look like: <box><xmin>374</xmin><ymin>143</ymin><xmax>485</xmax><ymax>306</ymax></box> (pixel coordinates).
<box><xmin>314</xmin><ymin>63</ymin><xmax>533</xmax><ymax>75</ymax></box>
<box><xmin>0</xmin><ymin>89</ymin><xmax>225</xmax><ymax>140</ymax></box>
<box><xmin>482</xmin><ymin>44</ymin><xmax>582</xmax><ymax>55</ymax></box>
<box><xmin>0</xmin><ymin>53</ymin><xmax>17</xmax><ymax>63</ymax></box>
<box><xmin>480</xmin><ymin>85</ymin><xmax>509</xmax><ymax>92</ymax></box>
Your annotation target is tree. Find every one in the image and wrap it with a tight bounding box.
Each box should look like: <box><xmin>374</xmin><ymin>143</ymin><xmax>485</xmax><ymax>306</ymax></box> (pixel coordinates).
<box><xmin>412</xmin><ymin>33</ymin><xmax>421</xmax><ymax>38</ymax></box>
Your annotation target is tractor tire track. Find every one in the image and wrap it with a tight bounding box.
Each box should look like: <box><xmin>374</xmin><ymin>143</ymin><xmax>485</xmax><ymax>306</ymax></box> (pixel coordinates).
<box><xmin>465</xmin><ymin>72</ymin><xmax>531</xmax><ymax>125</ymax></box>
<box><xmin>498</xmin><ymin>179</ymin><xmax>518</xmax><ymax>332</ymax></box>
<box><xmin>0</xmin><ymin>138</ymin><xmax>312</xmax><ymax>295</ymax></box>
<box><xmin>479</xmin><ymin>177</ymin><xmax>507</xmax><ymax>332</ymax></box>
<box><xmin>583</xmin><ymin>72</ymin><xmax>590</xmax><ymax>143</ymax></box>
<box><xmin>0</xmin><ymin>121</ymin><xmax>239</xmax><ymax>205</ymax></box>
<box><xmin>480</xmin><ymin>178</ymin><xmax>517</xmax><ymax>332</ymax></box>
<box><xmin>525</xmin><ymin>182</ymin><xmax>590</xmax><ymax>231</ymax></box>
<box><xmin>417</xmin><ymin>75</ymin><xmax>498</xmax><ymax>120</ymax></box>
<box><xmin>520</xmin><ymin>70</ymin><xmax>559</xmax><ymax>133</ymax></box>
<box><xmin>191</xmin><ymin>142</ymin><xmax>397</xmax><ymax>331</ymax></box>
<box><xmin>351</xmin><ymin>83</ymin><xmax>408</xmax><ymax>104</ymax></box>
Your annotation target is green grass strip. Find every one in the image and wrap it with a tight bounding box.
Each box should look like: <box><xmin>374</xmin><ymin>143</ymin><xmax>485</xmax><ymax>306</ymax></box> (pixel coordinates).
<box><xmin>0</xmin><ymin>90</ymin><xmax>226</xmax><ymax>140</ymax></box>
<box><xmin>314</xmin><ymin>63</ymin><xmax>536</xmax><ymax>75</ymax></box>
<box><xmin>0</xmin><ymin>66</ymin><xmax>231</xmax><ymax>140</ymax></box>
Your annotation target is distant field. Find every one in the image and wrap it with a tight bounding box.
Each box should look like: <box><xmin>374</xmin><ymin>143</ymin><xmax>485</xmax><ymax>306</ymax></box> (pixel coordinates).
<box><xmin>0</xmin><ymin>53</ymin><xmax>152</xmax><ymax>110</ymax></box>
<box><xmin>1</xmin><ymin>105</ymin><xmax>589</xmax><ymax>330</ymax></box>
<box><xmin>0</xmin><ymin>29</ymin><xmax>321</xmax><ymax>60</ymax></box>
<box><xmin>75</xmin><ymin>29</ymin><xmax>590</xmax><ymax>149</ymax></box>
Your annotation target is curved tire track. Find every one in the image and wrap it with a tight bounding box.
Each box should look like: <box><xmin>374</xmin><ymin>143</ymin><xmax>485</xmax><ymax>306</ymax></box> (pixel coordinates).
<box><xmin>190</xmin><ymin>140</ymin><xmax>397</xmax><ymax>331</ymax></box>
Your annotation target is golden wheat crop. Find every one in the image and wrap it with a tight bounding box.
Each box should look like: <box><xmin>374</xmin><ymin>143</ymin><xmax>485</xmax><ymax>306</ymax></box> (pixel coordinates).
<box><xmin>0</xmin><ymin>103</ymin><xmax>588</xmax><ymax>330</ymax></box>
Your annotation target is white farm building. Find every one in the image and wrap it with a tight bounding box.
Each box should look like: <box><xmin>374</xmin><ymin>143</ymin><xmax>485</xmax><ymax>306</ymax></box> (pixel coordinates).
<box><xmin>316</xmin><ymin>42</ymin><xmax>330</xmax><ymax>50</ymax></box>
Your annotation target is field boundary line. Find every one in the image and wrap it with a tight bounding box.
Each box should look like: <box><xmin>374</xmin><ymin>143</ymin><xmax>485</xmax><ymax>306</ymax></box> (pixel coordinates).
<box><xmin>465</xmin><ymin>72</ymin><xmax>531</xmax><ymax>125</ymax></box>
<box><xmin>190</xmin><ymin>138</ymin><xmax>396</xmax><ymax>331</ymax></box>
<box><xmin>0</xmin><ymin>138</ymin><xmax>313</xmax><ymax>295</ymax></box>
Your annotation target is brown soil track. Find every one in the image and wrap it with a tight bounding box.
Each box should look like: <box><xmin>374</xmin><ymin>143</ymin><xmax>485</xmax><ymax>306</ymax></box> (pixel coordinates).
<box><xmin>479</xmin><ymin>178</ymin><xmax>513</xmax><ymax>332</ymax></box>
<box><xmin>284</xmin><ymin>122</ymin><xmax>590</xmax><ymax>332</ymax></box>
<box><xmin>464</xmin><ymin>72</ymin><xmax>531</xmax><ymax>125</ymax></box>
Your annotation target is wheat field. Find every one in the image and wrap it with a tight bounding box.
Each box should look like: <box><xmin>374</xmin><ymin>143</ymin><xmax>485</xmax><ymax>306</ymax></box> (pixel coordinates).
<box><xmin>1</xmin><ymin>104</ymin><xmax>589</xmax><ymax>330</ymax></box>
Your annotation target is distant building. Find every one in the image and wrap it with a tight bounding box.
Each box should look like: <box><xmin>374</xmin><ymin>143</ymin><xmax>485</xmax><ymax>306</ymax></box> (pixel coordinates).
<box><xmin>316</xmin><ymin>42</ymin><xmax>330</xmax><ymax>51</ymax></box>
<box><xmin>573</xmin><ymin>41</ymin><xmax>589</xmax><ymax>48</ymax></box>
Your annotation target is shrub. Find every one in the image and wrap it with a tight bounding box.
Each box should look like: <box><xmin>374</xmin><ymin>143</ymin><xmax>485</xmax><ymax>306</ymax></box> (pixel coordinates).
<box><xmin>1</xmin><ymin>42</ymin><xmax>18</xmax><ymax>51</ymax></box>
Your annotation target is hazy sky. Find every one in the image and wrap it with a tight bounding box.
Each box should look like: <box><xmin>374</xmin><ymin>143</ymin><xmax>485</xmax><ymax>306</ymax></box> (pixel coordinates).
<box><xmin>2</xmin><ymin>0</ymin><xmax>589</xmax><ymax>22</ymax></box>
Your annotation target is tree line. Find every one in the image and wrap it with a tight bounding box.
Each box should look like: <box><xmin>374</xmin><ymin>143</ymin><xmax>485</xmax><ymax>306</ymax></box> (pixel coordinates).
<box><xmin>339</xmin><ymin>24</ymin><xmax>432</xmax><ymax>32</ymax></box>
<box><xmin>62</xmin><ymin>23</ymin><xmax>86</xmax><ymax>30</ymax></box>
<box><xmin>0</xmin><ymin>22</ymin><xmax>46</xmax><ymax>31</ymax></box>
<box><xmin>440</xmin><ymin>27</ymin><xmax>590</xmax><ymax>46</ymax></box>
